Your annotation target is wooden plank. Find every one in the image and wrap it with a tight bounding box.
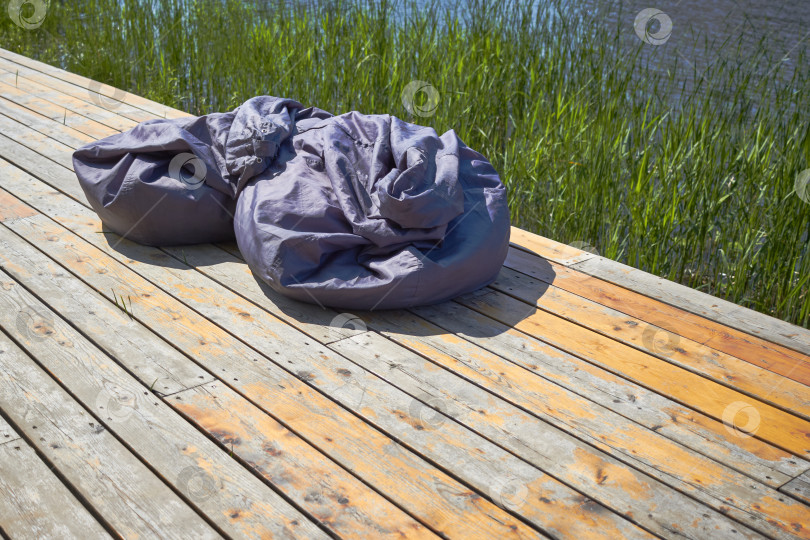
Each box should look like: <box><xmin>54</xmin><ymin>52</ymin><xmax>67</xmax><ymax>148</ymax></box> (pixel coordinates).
<box><xmin>0</xmin><ymin>264</ymin><xmax>328</xmax><ymax>539</ymax></box>
<box><xmin>0</xmin><ymin>67</ymin><xmax>138</xmax><ymax>131</ymax></box>
<box><xmin>0</xmin><ymin>188</ymin><xmax>36</xmax><ymax>223</ymax></box>
<box><xmin>503</xmin><ymin>247</ymin><xmax>810</xmax><ymax>386</ymax></box>
<box><xmin>0</xmin><ymin>109</ymin><xmax>79</xmax><ymax>171</ymax></box>
<box><xmin>0</xmin><ymin>132</ymin><xmax>87</xmax><ymax>203</ymax></box>
<box><xmin>572</xmin><ymin>255</ymin><xmax>810</xmax><ymax>357</ymax></box>
<box><xmin>408</xmin><ymin>298</ymin><xmax>810</xmax><ymax>486</ymax></box>
<box><xmin>189</xmin><ymin>220</ymin><xmax>810</xmax><ymax>483</ymax></box>
<box><xmin>488</xmin><ymin>265</ymin><xmax>810</xmax><ymax>418</ymax></box>
<box><xmin>510</xmin><ymin>223</ymin><xmax>810</xmax><ymax>357</ymax></box>
<box><xmin>0</xmin><ymin>177</ymin><xmax>542</xmax><ymax>539</ymax></box>
<box><xmin>167</xmin><ymin>230</ymin><xmax>810</xmax><ymax>536</ymax></box>
<box><xmin>509</xmin><ymin>226</ymin><xmax>596</xmax><ymax>266</ymax></box>
<box><xmin>0</xmin><ymin>413</ymin><xmax>20</xmax><ymax>445</ymax></box>
<box><xmin>0</xmin><ymin>160</ymin><xmax>790</xmax><ymax>540</ymax></box>
<box><xmin>455</xmin><ymin>287</ymin><xmax>810</xmax><ymax>457</ymax></box>
<box><xmin>0</xmin><ymin>434</ymin><xmax>112</xmax><ymax>539</ymax></box>
<box><xmin>0</xmin><ymin>55</ymin><xmax>158</xmax><ymax>124</ymax></box>
<box><xmin>210</xmin><ymin>242</ymin><xmax>810</xmax><ymax>492</ymax></box>
<box><xmin>353</xmin><ymin>310</ymin><xmax>810</xmax><ymax>539</ymax></box>
<box><xmin>0</xmin><ymin>331</ymin><xmax>221</xmax><ymax>539</ymax></box>
<box><xmin>0</xmin><ymin>94</ymin><xmax>101</xmax><ymax>147</ymax></box>
<box><xmin>780</xmin><ymin>471</ymin><xmax>810</xmax><ymax>505</ymax></box>
<box><xmin>330</xmin><ymin>330</ymin><xmax>788</xmax><ymax>539</ymax></box>
<box><xmin>0</xmin><ymin>210</ymin><xmax>214</xmax><ymax>396</ymax></box>
<box><xmin>171</xmin><ymin>382</ymin><xmax>444</xmax><ymax>540</ymax></box>
<box><xmin>0</xmin><ymin>48</ymin><xmax>186</xmax><ymax>119</ymax></box>
<box><xmin>0</xmin><ymin>218</ymin><xmax>436</xmax><ymax>539</ymax></box>
<box><xmin>0</xmin><ymin>79</ymin><xmax>119</xmax><ymax>140</ymax></box>
<box><xmin>165</xmin><ymin>243</ymin><xmax>364</xmax><ymax>344</ymax></box>
<box><xmin>0</xmin><ymin>415</ymin><xmax>19</xmax><ymax>447</ymax></box>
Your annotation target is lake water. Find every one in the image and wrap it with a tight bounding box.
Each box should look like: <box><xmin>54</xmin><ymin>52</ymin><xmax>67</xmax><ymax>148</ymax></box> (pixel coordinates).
<box><xmin>578</xmin><ymin>0</ymin><xmax>810</xmax><ymax>101</ymax></box>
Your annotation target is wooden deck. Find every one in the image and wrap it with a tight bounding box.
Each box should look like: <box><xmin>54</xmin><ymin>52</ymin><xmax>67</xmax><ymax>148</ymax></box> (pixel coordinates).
<box><xmin>0</xmin><ymin>47</ymin><xmax>808</xmax><ymax>539</ymax></box>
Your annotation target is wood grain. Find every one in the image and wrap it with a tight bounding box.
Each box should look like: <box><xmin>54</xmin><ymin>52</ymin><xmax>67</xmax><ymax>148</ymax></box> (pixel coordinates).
<box><xmin>503</xmin><ymin>247</ymin><xmax>810</xmax><ymax>386</ymax></box>
<box><xmin>0</xmin><ymin>329</ymin><xmax>222</xmax><ymax>539</ymax></box>
<box><xmin>0</xmin><ymin>436</ymin><xmax>112</xmax><ymax>539</ymax></box>
<box><xmin>489</xmin><ymin>265</ymin><xmax>810</xmax><ymax>418</ymax></box>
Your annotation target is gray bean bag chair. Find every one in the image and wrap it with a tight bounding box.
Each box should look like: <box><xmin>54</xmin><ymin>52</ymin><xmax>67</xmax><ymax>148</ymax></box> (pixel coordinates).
<box><xmin>73</xmin><ymin>96</ymin><xmax>510</xmax><ymax>310</ymax></box>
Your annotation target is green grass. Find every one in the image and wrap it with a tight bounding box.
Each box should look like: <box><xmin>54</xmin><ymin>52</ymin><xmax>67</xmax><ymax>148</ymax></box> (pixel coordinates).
<box><xmin>3</xmin><ymin>0</ymin><xmax>809</xmax><ymax>326</ymax></box>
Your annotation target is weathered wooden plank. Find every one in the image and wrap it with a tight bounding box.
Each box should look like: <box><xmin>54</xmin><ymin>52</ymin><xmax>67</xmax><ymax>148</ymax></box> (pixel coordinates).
<box><xmin>0</xmin><ymin>217</ymin><xmax>436</xmax><ymax>539</ymax></box>
<box><xmin>0</xmin><ymin>330</ymin><xmax>221</xmax><ymax>539</ymax></box>
<box><xmin>0</xmin><ymin>166</ymin><xmax>791</xmax><ymax>540</ymax></box>
<box><xmin>0</xmin><ymin>107</ymin><xmax>78</xmax><ymax>171</ymax></box>
<box><xmin>0</xmin><ymin>94</ymin><xmax>98</xmax><ymax>147</ymax></box>
<box><xmin>0</xmin><ymin>132</ymin><xmax>87</xmax><ymax>203</ymax></box>
<box><xmin>0</xmin><ymin>413</ymin><xmax>20</xmax><ymax>445</ymax></box>
<box><xmin>166</xmin><ymin>243</ymin><xmax>363</xmax><ymax>344</ymax></box>
<box><xmin>115</xmin><ymin>259</ymin><xmax>659</xmax><ymax>538</ymax></box>
<box><xmin>510</xmin><ymin>225</ymin><xmax>810</xmax><ymax>357</ymax></box>
<box><xmin>0</xmin><ymin>67</ymin><xmax>138</xmax><ymax>132</ymax></box>
<box><xmin>169</xmin><ymin>229</ymin><xmax>810</xmax><ymax>535</ymax></box>
<box><xmin>489</xmin><ymin>266</ymin><xmax>810</xmax><ymax>418</ymax></box>
<box><xmin>210</xmin><ymin>239</ymin><xmax>810</xmax><ymax>496</ymax></box>
<box><xmin>780</xmin><ymin>471</ymin><xmax>810</xmax><ymax>506</ymax></box>
<box><xmin>503</xmin><ymin>247</ymin><xmax>810</xmax><ymax>386</ymax></box>
<box><xmin>171</xmin><ymin>382</ymin><xmax>443</xmax><ymax>540</ymax></box>
<box><xmin>0</xmin><ymin>55</ymin><xmax>158</xmax><ymax>123</ymax></box>
<box><xmin>572</xmin><ymin>255</ymin><xmax>810</xmax><ymax>357</ymax></box>
<box><xmin>0</xmin><ymin>79</ymin><xmax>119</xmax><ymax>140</ymax></box>
<box><xmin>353</xmin><ymin>310</ymin><xmax>810</xmax><ymax>539</ymax></box>
<box><xmin>0</xmin><ymin>48</ymin><xmax>186</xmax><ymax>119</ymax></box>
<box><xmin>0</xmin><ymin>435</ymin><xmax>112</xmax><ymax>539</ymax></box>
<box><xmin>408</xmin><ymin>298</ymin><xmax>810</xmax><ymax>486</ymax></box>
<box><xmin>0</xmin><ymin>187</ymin><xmax>36</xmax><ymax>223</ymax></box>
<box><xmin>192</xmin><ymin>220</ymin><xmax>810</xmax><ymax>487</ymax></box>
<box><xmin>456</xmin><ymin>287</ymin><xmax>810</xmax><ymax>457</ymax></box>
<box><xmin>0</xmin><ymin>182</ymin><xmax>540</xmax><ymax>539</ymax></box>
<box><xmin>330</xmin><ymin>330</ymin><xmax>785</xmax><ymax>539</ymax></box>
<box><xmin>0</xmin><ymin>212</ymin><xmax>214</xmax><ymax>396</ymax></box>
<box><xmin>509</xmin><ymin>227</ymin><xmax>597</xmax><ymax>266</ymax></box>
<box><xmin>0</xmin><ymin>265</ymin><xmax>327</xmax><ymax>539</ymax></box>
